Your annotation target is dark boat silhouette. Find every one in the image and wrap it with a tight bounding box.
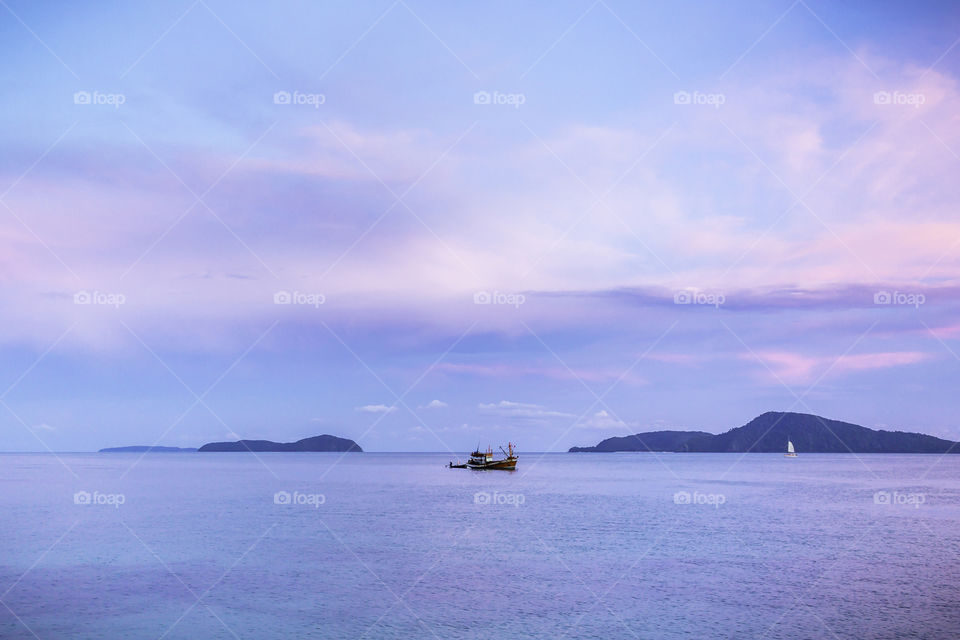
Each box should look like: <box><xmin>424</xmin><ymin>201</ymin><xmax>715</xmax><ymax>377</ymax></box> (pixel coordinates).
<box><xmin>449</xmin><ymin>443</ymin><xmax>517</xmax><ymax>470</ymax></box>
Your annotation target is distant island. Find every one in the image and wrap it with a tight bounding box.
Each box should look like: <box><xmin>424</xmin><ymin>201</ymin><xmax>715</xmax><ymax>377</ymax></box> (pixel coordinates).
<box><xmin>99</xmin><ymin>446</ymin><xmax>198</xmax><ymax>453</ymax></box>
<box><xmin>570</xmin><ymin>430</ymin><xmax>710</xmax><ymax>452</ymax></box>
<box><xmin>198</xmin><ymin>434</ymin><xmax>363</xmax><ymax>452</ymax></box>
<box><xmin>569</xmin><ymin>412</ymin><xmax>958</xmax><ymax>454</ymax></box>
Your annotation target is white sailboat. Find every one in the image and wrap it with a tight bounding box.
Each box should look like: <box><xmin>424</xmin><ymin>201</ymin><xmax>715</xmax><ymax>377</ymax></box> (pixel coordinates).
<box><xmin>784</xmin><ymin>439</ymin><xmax>797</xmax><ymax>458</ymax></box>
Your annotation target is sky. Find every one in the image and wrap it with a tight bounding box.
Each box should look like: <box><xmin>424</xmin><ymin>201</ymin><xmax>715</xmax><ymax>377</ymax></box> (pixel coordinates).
<box><xmin>1</xmin><ymin>0</ymin><xmax>960</xmax><ymax>452</ymax></box>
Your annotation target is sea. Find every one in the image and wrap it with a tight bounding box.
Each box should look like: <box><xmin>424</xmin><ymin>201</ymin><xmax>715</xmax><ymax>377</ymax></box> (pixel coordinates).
<box><xmin>1</xmin><ymin>451</ymin><xmax>958</xmax><ymax>639</ymax></box>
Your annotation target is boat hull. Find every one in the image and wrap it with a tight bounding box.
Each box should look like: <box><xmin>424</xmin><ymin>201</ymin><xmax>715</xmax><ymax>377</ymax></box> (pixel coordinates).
<box><xmin>467</xmin><ymin>458</ymin><xmax>517</xmax><ymax>470</ymax></box>
<box><xmin>784</xmin><ymin>453</ymin><xmax>798</xmax><ymax>458</ymax></box>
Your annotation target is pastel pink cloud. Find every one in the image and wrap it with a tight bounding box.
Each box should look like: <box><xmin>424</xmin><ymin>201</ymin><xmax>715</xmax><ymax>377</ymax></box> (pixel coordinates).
<box><xmin>742</xmin><ymin>350</ymin><xmax>934</xmax><ymax>385</ymax></box>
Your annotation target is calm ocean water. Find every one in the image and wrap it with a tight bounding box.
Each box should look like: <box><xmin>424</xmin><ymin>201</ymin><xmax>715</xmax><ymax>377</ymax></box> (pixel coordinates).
<box><xmin>1</xmin><ymin>451</ymin><xmax>958</xmax><ymax>639</ymax></box>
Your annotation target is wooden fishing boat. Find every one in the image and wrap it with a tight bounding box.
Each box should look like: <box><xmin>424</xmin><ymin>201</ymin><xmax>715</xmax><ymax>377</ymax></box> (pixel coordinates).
<box><xmin>465</xmin><ymin>443</ymin><xmax>517</xmax><ymax>470</ymax></box>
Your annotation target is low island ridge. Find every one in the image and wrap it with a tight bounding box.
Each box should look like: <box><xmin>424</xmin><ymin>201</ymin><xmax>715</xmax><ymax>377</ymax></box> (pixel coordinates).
<box><xmin>569</xmin><ymin>412</ymin><xmax>958</xmax><ymax>454</ymax></box>
<box><xmin>198</xmin><ymin>434</ymin><xmax>362</xmax><ymax>452</ymax></box>
<box><xmin>99</xmin><ymin>446</ymin><xmax>198</xmax><ymax>453</ymax></box>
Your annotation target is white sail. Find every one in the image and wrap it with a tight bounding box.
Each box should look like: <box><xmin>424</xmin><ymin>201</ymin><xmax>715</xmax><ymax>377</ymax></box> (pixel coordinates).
<box><xmin>787</xmin><ymin>440</ymin><xmax>795</xmax><ymax>454</ymax></box>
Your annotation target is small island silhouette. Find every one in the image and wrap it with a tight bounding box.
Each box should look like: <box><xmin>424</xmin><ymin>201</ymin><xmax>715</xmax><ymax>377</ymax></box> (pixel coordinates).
<box><xmin>100</xmin><ymin>434</ymin><xmax>362</xmax><ymax>453</ymax></box>
<box><xmin>198</xmin><ymin>434</ymin><xmax>362</xmax><ymax>452</ymax></box>
<box><xmin>99</xmin><ymin>446</ymin><xmax>197</xmax><ymax>453</ymax></box>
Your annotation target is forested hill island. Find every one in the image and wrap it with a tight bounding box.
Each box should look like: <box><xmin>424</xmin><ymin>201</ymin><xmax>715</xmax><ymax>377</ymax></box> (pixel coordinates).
<box><xmin>100</xmin><ymin>434</ymin><xmax>362</xmax><ymax>453</ymax></box>
<box><xmin>569</xmin><ymin>412</ymin><xmax>959</xmax><ymax>454</ymax></box>
<box><xmin>198</xmin><ymin>434</ymin><xmax>362</xmax><ymax>452</ymax></box>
